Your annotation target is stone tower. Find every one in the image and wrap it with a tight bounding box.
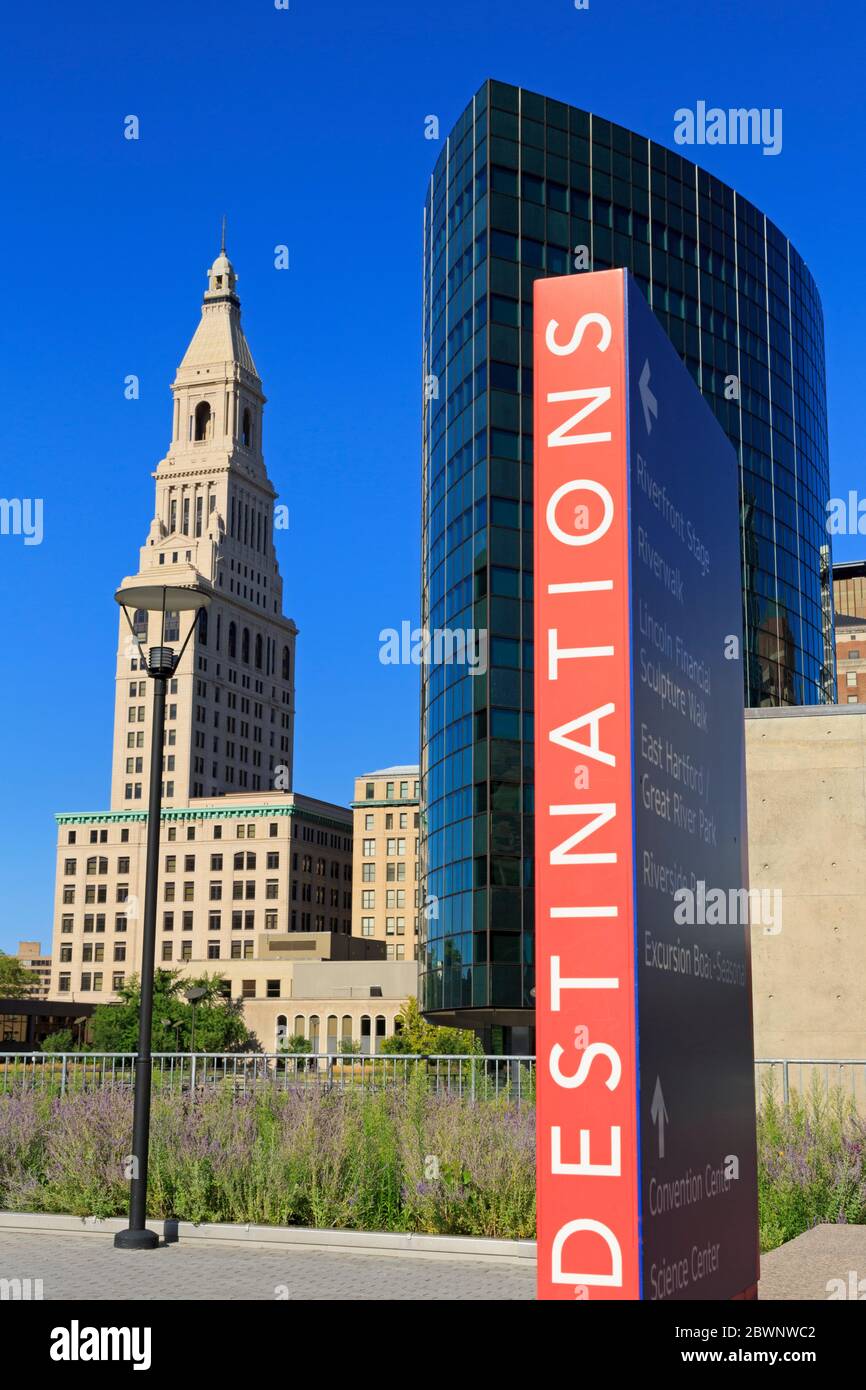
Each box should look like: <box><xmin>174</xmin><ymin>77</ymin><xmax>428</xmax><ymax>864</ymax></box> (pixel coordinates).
<box><xmin>110</xmin><ymin>239</ymin><xmax>297</xmax><ymax>809</ymax></box>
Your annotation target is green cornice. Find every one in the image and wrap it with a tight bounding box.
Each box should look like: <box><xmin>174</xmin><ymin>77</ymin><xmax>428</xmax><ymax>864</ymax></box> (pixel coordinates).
<box><xmin>55</xmin><ymin>804</ymin><xmax>352</xmax><ymax>834</ymax></box>
<box><xmin>350</xmin><ymin>799</ymin><xmax>419</xmax><ymax>810</ymax></box>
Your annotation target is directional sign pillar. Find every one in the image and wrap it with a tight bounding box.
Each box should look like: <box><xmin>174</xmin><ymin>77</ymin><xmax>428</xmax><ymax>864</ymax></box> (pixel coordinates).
<box><xmin>533</xmin><ymin>268</ymin><xmax>759</xmax><ymax>1301</ymax></box>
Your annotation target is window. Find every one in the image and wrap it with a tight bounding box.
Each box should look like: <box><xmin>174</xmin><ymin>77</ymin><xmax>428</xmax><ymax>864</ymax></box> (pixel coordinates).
<box><xmin>211</xmin><ymin>853</ymin><xmax>223</xmax><ymax>871</ymax></box>
<box><xmin>162</xmin><ymin>942</ymin><xmax>173</xmax><ymax>961</ymax></box>
<box><xmin>164</xmin><ymin>883</ymin><xmax>176</xmax><ymax>902</ymax></box>
<box><xmin>208</xmin><ymin>942</ymin><xmax>221</xmax><ymax>959</ymax></box>
<box><xmin>242</xmin><ymin>407</ymin><xmax>252</xmax><ymax>447</ymax></box>
<box><xmin>58</xmin><ymin>973</ymin><xmax>71</xmax><ymax>992</ymax></box>
<box><xmin>362</xmin><ymin>863</ymin><xmax>375</xmax><ymax>882</ymax></box>
<box><xmin>242</xmin><ymin>980</ymin><xmax>256</xmax><ymax>999</ymax></box>
<box><xmin>386</xmin><ymin>782</ymin><xmax>394</xmax><ymax>798</ymax></box>
<box><xmin>194</xmin><ymin>401</ymin><xmax>212</xmax><ymax>441</ymax></box>
<box><xmin>266</xmin><ymin>980</ymin><xmax>280</xmax><ymax>999</ymax></box>
<box><xmin>361</xmin><ymin>890</ymin><xmax>375</xmax><ymax>909</ymax></box>
<box><xmin>362</xmin><ymin>838</ymin><xmax>375</xmax><ymax>856</ymax></box>
<box><xmin>365</xmin><ymin>783</ymin><xmax>374</xmax><ymax>799</ymax></box>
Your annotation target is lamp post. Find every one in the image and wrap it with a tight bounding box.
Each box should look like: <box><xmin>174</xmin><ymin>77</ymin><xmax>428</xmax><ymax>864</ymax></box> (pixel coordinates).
<box><xmin>113</xmin><ymin>579</ymin><xmax>212</xmax><ymax>1251</ymax></box>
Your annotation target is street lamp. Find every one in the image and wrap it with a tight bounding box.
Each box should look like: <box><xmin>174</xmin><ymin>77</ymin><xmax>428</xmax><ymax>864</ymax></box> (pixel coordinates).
<box><xmin>185</xmin><ymin>987</ymin><xmax>207</xmax><ymax>1054</ymax></box>
<box><xmin>113</xmin><ymin>577</ymin><xmax>212</xmax><ymax>1251</ymax></box>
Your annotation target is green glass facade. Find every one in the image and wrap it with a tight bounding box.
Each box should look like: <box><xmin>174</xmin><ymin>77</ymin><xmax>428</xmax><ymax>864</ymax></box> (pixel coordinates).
<box><xmin>420</xmin><ymin>80</ymin><xmax>833</xmax><ymax>1030</ymax></box>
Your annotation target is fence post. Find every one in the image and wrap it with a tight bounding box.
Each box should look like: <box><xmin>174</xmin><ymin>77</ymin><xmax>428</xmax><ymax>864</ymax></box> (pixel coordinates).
<box><xmin>190</xmin><ymin>1054</ymin><xmax>197</xmax><ymax>1098</ymax></box>
<box><xmin>782</xmin><ymin>1061</ymin><xmax>789</xmax><ymax>1107</ymax></box>
<box><xmin>60</xmin><ymin>1053</ymin><xmax>67</xmax><ymax>1098</ymax></box>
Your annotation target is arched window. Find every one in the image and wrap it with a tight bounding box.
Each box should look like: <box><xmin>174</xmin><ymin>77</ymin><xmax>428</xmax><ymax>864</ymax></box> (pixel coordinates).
<box><xmin>86</xmin><ymin>857</ymin><xmax>97</xmax><ymax>875</ymax></box>
<box><xmin>282</xmin><ymin>646</ymin><xmax>291</xmax><ymax>681</ymax></box>
<box><xmin>233</xmin><ymin>851</ymin><xmax>244</xmax><ymax>870</ymax></box>
<box><xmin>308</xmin><ymin>1015</ymin><xmax>320</xmax><ymax>1051</ymax></box>
<box><xmin>194</xmin><ymin>401</ymin><xmax>212</xmax><ymax>442</ymax></box>
<box><xmin>293</xmin><ymin>1015</ymin><xmax>305</xmax><ymax>1038</ymax></box>
<box><xmin>326</xmin><ymin>1015</ymin><xmax>338</xmax><ymax>1052</ymax></box>
<box><xmin>241</xmin><ymin>408</ymin><xmax>252</xmax><ymax>448</ymax></box>
<box><xmin>197</xmin><ymin>608</ymin><xmax>208</xmax><ymax>647</ymax></box>
<box><xmin>341</xmin><ymin>1015</ymin><xmax>353</xmax><ymax>1044</ymax></box>
<box><xmin>241</xmin><ymin>628</ymin><xmax>250</xmax><ymax>664</ymax></box>
<box><xmin>275</xmin><ymin>1014</ymin><xmax>287</xmax><ymax>1048</ymax></box>
<box><xmin>133</xmin><ymin>610</ymin><xmax>148</xmax><ymax>639</ymax></box>
<box><xmin>228</xmin><ymin>622</ymin><xmax>237</xmax><ymax>659</ymax></box>
<box><xmin>254</xmin><ymin>633</ymin><xmax>263</xmax><ymax>670</ymax></box>
<box><xmin>360</xmin><ymin>1015</ymin><xmax>372</xmax><ymax>1055</ymax></box>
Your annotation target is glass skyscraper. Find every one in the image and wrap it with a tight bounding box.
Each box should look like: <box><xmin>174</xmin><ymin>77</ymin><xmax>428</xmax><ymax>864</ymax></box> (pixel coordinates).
<box><xmin>420</xmin><ymin>79</ymin><xmax>833</xmax><ymax>1036</ymax></box>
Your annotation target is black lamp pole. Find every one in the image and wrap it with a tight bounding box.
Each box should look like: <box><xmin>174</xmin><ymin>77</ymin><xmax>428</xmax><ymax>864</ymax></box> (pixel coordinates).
<box><xmin>114</xmin><ymin>647</ymin><xmax>173</xmax><ymax>1249</ymax></box>
<box><xmin>113</xmin><ymin>587</ymin><xmax>209</xmax><ymax>1251</ymax></box>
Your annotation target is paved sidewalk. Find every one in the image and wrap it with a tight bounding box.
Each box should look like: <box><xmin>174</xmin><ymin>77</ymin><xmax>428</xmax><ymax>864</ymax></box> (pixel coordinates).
<box><xmin>758</xmin><ymin>1225</ymin><xmax>866</xmax><ymax>1301</ymax></box>
<box><xmin>0</xmin><ymin>1230</ymin><xmax>536</xmax><ymax>1301</ymax></box>
<box><xmin>5</xmin><ymin>1223</ymin><xmax>863</xmax><ymax>1300</ymax></box>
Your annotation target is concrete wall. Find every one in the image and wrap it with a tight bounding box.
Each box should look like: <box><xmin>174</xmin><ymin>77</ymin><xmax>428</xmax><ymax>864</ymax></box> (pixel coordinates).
<box><xmin>746</xmin><ymin>706</ymin><xmax>866</xmax><ymax>1059</ymax></box>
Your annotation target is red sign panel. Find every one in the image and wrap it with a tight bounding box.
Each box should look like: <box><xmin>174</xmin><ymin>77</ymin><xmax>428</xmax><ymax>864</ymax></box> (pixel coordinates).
<box><xmin>533</xmin><ymin>270</ymin><xmax>640</xmax><ymax>1300</ymax></box>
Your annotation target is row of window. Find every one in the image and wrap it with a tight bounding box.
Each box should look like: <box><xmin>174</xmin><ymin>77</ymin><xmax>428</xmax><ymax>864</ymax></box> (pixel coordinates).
<box><xmin>363</xmin><ymin>780</ymin><xmax>419</xmax><ymax>800</ymax></box>
<box><xmin>360</xmin><ymin>891</ymin><xmax>412</xmax><ymax>909</ymax></box>
<box><xmin>362</xmin><ymin>811</ymin><xmax>418</xmax><ymax>830</ymax></box>
<box><xmin>359</xmin><ymin>863</ymin><xmax>417</xmax><ymax>883</ymax></box>
<box><xmin>359</xmin><ymin>917</ymin><xmax>419</xmax><ymax>936</ymax></box>
<box><xmin>65</xmin><ymin>822</ymin><xmax>351</xmax><ymax>850</ymax></box>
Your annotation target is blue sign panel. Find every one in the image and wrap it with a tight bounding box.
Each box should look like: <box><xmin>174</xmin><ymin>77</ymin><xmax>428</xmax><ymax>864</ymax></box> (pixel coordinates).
<box><xmin>626</xmin><ymin>275</ymin><xmax>759</xmax><ymax>1299</ymax></box>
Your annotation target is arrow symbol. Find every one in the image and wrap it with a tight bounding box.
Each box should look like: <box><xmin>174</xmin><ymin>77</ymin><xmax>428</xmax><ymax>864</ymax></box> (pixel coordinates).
<box><xmin>639</xmin><ymin>359</ymin><xmax>658</xmax><ymax>434</ymax></box>
<box><xmin>650</xmin><ymin>1076</ymin><xmax>669</xmax><ymax>1158</ymax></box>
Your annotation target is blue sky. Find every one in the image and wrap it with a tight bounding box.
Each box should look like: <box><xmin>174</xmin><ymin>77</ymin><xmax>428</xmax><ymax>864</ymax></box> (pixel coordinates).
<box><xmin>0</xmin><ymin>0</ymin><xmax>863</xmax><ymax>951</ymax></box>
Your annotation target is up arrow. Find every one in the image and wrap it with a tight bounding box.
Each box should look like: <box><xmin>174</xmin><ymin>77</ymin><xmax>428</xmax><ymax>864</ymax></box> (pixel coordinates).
<box><xmin>650</xmin><ymin>1076</ymin><xmax>669</xmax><ymax>1158</ymax></box>
<box><xmin>639</xmin><ymin>359</ymin><xmax>658</xmax><ymax>434</ymax></box>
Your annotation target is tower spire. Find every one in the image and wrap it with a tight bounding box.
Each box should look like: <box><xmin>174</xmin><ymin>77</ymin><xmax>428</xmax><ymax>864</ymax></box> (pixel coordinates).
<box><xmin>220</xmin><ymin>214</ymin><xmax>227</xmax><ymax>255</ymax></box>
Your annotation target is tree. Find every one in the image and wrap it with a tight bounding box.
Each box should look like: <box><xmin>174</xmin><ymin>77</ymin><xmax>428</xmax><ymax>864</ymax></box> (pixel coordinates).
<box><xmin>89</xmin><ymin>969</ymin><xmax>252</xmax><ymax>1053</ymax></box>
<box><xmin>378</xmin><ymin>996</ymin><xmax>482</xmax><ymax>1056</ymax></box>
<box><xmin>39</xmin><ymin>1028</ymin><xmax>74</xmax><ymax>1053</ymax></box>
<box><xmin>0</xmin><ymin>951</ymin><xmax>37</xmax><ymax>998</ymax></box>
<box><xmin>279</xmin><ymin>1034</ymin><xmax>312</xmax><ymax>1054</ymax></box>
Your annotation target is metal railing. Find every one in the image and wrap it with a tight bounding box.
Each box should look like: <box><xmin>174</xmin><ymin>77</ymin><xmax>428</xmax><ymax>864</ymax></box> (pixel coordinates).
<box><xmin>754</xmin><ymin>1058</ymin><xmax>866</xmax><ymax>1107</ymax></box>
<box><xmin>3</xmin><ymin>1052</ymin><xmax>864</xmax><ymax>1108</ymax></box>
<box><xmin>0</xmin><ymin>1051</ymin><xmax>536</xmax><ymax>1103</ymax></box>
